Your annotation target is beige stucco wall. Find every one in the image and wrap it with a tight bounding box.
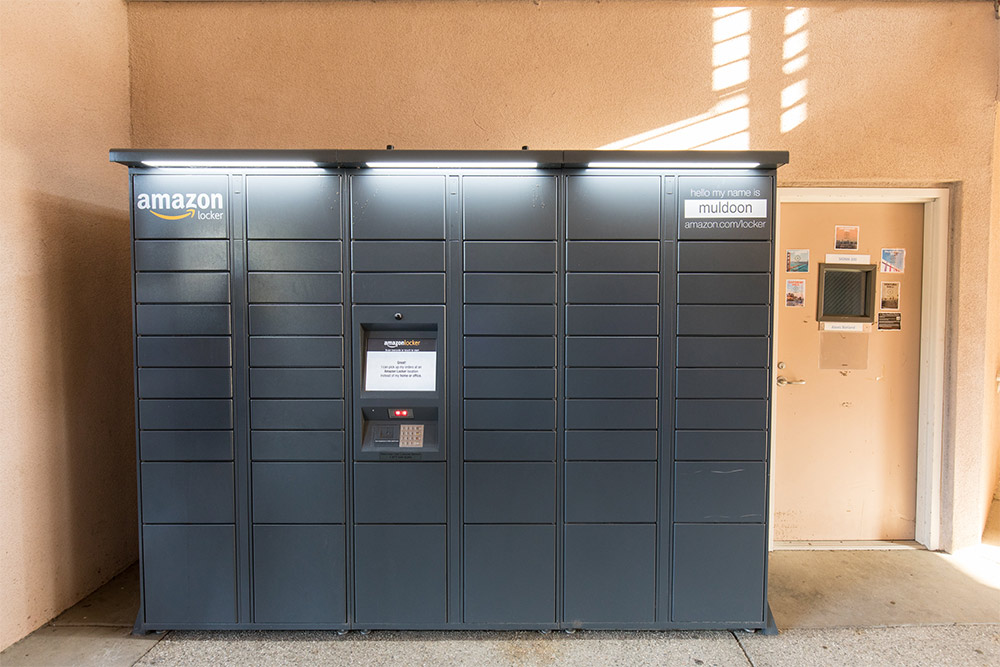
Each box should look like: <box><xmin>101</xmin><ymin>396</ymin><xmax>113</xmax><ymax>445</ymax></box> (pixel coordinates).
<box><xmin>987</xmin><ymin>99</ymin><xmax>1000</xmax><ymax>535</ymax></box>
<box><xmin>126</xmin><ymin>0</ymin><xmax>999</xmax><ymax>550</ymax></box>
<box><xmin>0</xmin><ymin>0</ymin><xmax>135</xmax><ymax>650</ymax></box>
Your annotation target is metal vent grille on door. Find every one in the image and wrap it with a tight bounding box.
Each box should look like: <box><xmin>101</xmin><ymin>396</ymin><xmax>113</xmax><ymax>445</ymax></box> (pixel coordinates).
<box><xmin>822</xmin><ymin>270</ymin><xmax>866</xmax><ymax>316</ymax></box>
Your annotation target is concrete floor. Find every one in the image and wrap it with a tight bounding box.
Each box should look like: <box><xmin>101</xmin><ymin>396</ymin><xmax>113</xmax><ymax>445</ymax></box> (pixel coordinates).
<box><xmin>2</xmin><ymin>549</ymin><xmax>998</xmax><ymax>666</ymax></box>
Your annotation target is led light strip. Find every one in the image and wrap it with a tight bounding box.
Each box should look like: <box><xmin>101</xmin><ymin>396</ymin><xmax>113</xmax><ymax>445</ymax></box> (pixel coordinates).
<box><xmin>142</xmin><ymin>160</ymin><xmax>320</xmax><ymax>168</ymax></box>
<box><xmin>587</xmin><ymin>161</ymin><xmax>760</xmax><ymax>169</ymax></box>
<box><xmin>365</xmin><ymin>162</ymin><xmax>539</xmax><ymax>169</ymax></box>
<box><xmin>140</xmin><ymin>160</ymin><xmax>759</xmax><ymax>169</ymax></box>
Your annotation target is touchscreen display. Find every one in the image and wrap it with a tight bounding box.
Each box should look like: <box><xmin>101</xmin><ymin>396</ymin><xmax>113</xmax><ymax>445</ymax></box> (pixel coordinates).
<box><xmin>364</xmin><ymin>336</ymin><xmax>436</xmax><ymax>392</ymax></box>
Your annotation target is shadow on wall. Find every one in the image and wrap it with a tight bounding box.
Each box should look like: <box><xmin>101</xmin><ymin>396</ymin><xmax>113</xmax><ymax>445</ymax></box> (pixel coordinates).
<box><xmin>27</xmin><ymin>191</ymin><xmax>137</xmax><ymax>613</ymax></box>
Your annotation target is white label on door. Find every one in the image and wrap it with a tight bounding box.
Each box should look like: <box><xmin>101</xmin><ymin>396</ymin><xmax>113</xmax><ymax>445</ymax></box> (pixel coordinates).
<box><xmin>825</xmin><ymin>253</ymin><xmax>871</xmax><ymax>264</ymax></box>
<box><xmin>820</xmin><ymin>322</ymin><xmax>867</xmax><ymax>332</ymax></box>
<box><xmin>683</xmin><ymin>199</ymin><xmax>768</xmax><ymax>219</ymax></box>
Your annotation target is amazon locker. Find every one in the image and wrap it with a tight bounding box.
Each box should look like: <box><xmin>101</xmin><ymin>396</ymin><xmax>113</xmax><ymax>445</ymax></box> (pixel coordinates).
<box><xmin>112</xmin><ymin>149</ymin><xmax>788</xmax><ymax>633</ymax></box>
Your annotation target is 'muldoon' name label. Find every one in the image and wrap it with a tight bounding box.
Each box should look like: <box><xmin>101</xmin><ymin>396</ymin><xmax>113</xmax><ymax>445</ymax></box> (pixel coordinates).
<box><xmin>684</xmin><ymin>199</ymin><xmax>768</xmax><ymax>219</ymax></box>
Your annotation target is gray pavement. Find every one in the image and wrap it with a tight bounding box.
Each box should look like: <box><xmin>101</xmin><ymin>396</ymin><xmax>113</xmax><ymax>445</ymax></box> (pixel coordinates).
<box><xmin>6</xmin><ymin>625</ymin><xmax>997</xmax><ymax>667</ymax></box>
<box><xmin>131</xmin><ymin>626</ymin><xmax>1000</xmax><ymax>666</ymax></box>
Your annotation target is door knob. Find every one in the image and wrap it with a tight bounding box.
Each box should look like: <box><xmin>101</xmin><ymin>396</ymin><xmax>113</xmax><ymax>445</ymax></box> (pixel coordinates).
<box><xmin>776</xmin><ymin>376</ymin><xmax>806</xmax><ymax>386</ymax></box>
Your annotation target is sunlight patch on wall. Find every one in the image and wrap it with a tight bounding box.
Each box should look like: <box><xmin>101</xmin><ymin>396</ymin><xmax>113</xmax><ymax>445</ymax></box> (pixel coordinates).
<box><xmin>599</xmin><ymin>95</ymin><xmax>750</xmax><ymax>151</ymax></box>
<box><xmin>781</xmin><ymin>7</ymin><xmax>809</xmax><ymax>133</ymax></box>
<box><xmin>712</xmin><ymin>7</ymin><xmax>751</xmax><ymax>92</ymax></box>
<box><xmin>601</xmin><ymin>8</ymin><xmax>750</xmax><ymax>150</ymax></box>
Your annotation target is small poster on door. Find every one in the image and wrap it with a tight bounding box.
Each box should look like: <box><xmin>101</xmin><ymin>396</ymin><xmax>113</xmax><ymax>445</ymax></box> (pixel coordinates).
<box><xmin>877</xmin><ymin>312</ymin><xmax>901</xmax><ymax>331</ymax></box>
<box><xmin>785</xmin><ymin>279</ymin><xmax>806</xmax><ymax>307</ymax></box>
<box><xmin>786</xmin><ymin>249</ymin><xmax>809</xmax><ymax>272</ymax></box>
<box><xmin>880</xmin><ymin>281</ymin><xmax>900</xmax><ymax>310</ymax></box>
<box><xmin>834</xmin><ymin>225</ymin><xmax>860</xmax><ymax>250</ymax></box>
<box><xmin>880</xmin><ymin>248</ymin><xmax>905</xmax><ymax>273</ymax></box>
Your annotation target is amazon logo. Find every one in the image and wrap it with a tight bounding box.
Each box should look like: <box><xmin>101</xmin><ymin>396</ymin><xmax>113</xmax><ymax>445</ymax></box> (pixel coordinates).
<box><xmin>136</xmin><ymin>192</ymin><xmax>225</xmax><ymax>221</ymax></box>
<box><xmin>151</xmin><ymin>208</ymin><xmax>196</xmax><ymax>220</ymax></box>
<box><xmin>383</xmin><ymin>340</ymin><xmax>421</xmax><ymax>348</ymax></box>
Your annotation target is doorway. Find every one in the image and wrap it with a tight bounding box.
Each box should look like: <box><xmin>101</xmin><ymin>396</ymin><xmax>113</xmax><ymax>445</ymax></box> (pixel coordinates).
<box><xmin>771</xmin><ymin>189</ymin><xmax>949</xmax><ymax>549</ymax></box>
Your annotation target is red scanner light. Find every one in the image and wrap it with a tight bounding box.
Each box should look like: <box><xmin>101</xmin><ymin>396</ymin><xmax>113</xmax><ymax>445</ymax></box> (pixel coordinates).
<box><xmin>392</xmin><ymin>409</ymin><xmax>410</xmax><ymax>418</ymax></box>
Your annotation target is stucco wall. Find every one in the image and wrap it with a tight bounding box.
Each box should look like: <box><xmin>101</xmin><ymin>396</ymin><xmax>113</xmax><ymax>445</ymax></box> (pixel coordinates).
<box><xmin>0</xmin><ymin>0</ymin><xmax>135</xmax><ymax>650</ymax></box>
<box><xmin>126</xmin><ymin>0</ymin><xmax>999</xmax><ymax>550</ymax></box>
<box><xmin>987</xmin><ymin>99</ymin><xmax>1000</xmax><ymax>535</ymax></box>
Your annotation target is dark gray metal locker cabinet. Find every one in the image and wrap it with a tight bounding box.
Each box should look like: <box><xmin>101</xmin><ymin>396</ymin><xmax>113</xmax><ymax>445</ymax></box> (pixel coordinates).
<box><xmin>112</xmin><ymin>148</ymin><xmax>787</xmax><ymax>634</ymax></box>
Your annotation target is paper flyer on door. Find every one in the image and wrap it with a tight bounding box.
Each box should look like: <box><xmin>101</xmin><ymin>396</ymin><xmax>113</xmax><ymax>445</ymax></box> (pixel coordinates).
<box><xmin>877</xmin><ymin>312</ymin><xmax>902</xmax><ymax>331</ymax></box>
<box><xmin>834</xmin><ymin>225</ymin><xmax>860</xmax><ymax>250</ymax></box>
<box><xmin>880</xmin><ymin>248</ymin><xmax>905</xmax><ymax>273</ymax></box>
<box><xmin>786</xmin><ymin>249</ymin><xmax>809</xmax><ymax>272</ymax></box>
<box><xmin>880</xmin><ymin>281</ymin><xmax>900</xmax><ymax>310</ymax></box>
<box><xmin>785</xmin><ymin>279</ymin><xmax>805</xmax><ymax>307</ymax></box>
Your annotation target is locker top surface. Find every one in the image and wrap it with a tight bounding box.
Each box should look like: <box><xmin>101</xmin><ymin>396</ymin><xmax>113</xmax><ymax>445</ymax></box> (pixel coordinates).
<box><xmin>110</xmin><ymin>149</ymin><xmax>789</xmax><ymax>170</ymax></box>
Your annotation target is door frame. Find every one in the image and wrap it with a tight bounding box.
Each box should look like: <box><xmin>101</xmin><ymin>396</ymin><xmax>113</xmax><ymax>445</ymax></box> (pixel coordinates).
<box><xmin>771</xmin><ymin>187</ymin><xmax>951</xmax><ymax>550</ymax></box>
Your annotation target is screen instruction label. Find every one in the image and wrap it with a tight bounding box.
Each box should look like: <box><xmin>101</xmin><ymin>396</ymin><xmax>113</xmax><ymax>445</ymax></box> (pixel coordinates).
<box><xmin>364</xmin><ymin>337</ymin><xmax>436</xmax><ymax>392</ymax></box>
